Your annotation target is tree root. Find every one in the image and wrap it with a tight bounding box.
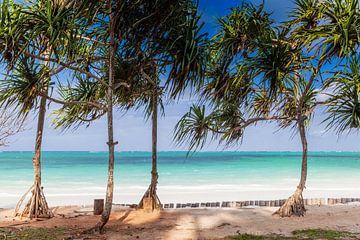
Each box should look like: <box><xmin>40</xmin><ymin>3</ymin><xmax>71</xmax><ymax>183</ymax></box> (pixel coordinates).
<box><xmin>14</xmin><ymin>182</ymin><xmax>53</xmax><ymax>219</ymax></box>
<box><xmin>273</xmin><ymin>188</ymin><xmax>306</xmax><ymax>217</ymax></box>
<box><xmin>82</xmin><ymin>213</ymin><xmax>109</xmax><ymax>234</ymax></box>
<box><xmin>82</xmin><ymin>225</ymin><xmax>103</xmax><ymax>235</ymax></box>
<box><xmin>138</xmin><ymin>184</ymin><xmax>162</xmax><ymax>211</ymax></box>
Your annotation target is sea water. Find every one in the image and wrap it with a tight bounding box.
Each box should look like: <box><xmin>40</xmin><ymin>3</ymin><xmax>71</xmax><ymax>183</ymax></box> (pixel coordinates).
<box><xmin>1</xmin><ymin>151</ymin><xmax>360</xmax><ymax>207</ymax></box>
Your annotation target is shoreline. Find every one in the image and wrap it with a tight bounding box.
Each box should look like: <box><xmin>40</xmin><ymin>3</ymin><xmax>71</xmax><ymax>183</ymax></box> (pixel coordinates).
<box><xmin>3</xmin><ymin>185</ymin><xmax>360</xmax><ymax>208</ymax></box>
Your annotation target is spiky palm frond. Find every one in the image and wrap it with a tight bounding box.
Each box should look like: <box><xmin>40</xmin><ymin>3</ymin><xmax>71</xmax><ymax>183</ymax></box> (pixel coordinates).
<box><xmin>211</xmin><ymin>102</ymin><xmax>245</xmax><ymax>145</ymax></box>
<box><xmin>290</xmin><ymin>0</ymin><xmax>324</xmax><ymax>30</ymax></box>
<box><xmin>165</xmin><ymin>8</ymin><xmax>209</xmax><ymax>98</ymax></box>
<box><xmin>113</xmin><ymin>0</ymin><xmax>208</xmax><ymax>100</ymax></box>
<box><xmin>305</xmin><ymin>0</ymin><xmax>360</xmax><ymax>59</ymax></box>
<box><xmin>204</xmin><ymin>62</ymin><xmax>254</xmax><ymax>105</ymax></box>
<box><xmin>251</xmin><ymin>91</ymin><xmax>272</xmax><ymax>117</ymax></box>
<box><xmin>0</xmin><ymin>57</ymin><xmax>48</xmax><ymax>116</ymax></box>
<box><xmin>205</xmin><ymin>2</ymin><xmax>272</xmax><ymax>102</ymax></box>
<box><xmin>174</xmin><ymin>105</ymin><xmax>214</xmax><ymax>151</ymax></box>
<box><xmin>155</xmin><ymin>1</ymin><xmax>208</xmax><ymax>98</ymax></box>
<box><xmin>174</xmin><ymin>102</ymin><xmax>247</xmax><ymax>150</ymax></box>
<box><xmin>52</xmin><ymin>75</ymin><xmax>104</xmax><ymax>129</ymax></box>
<box><xmin>251</xmin><ymin>28</ymin><xmax>304</xmax><ymax>100</ymax></box>
<box><xmin>21</xmin><ymin>0</ymin><xmax>101</xmax><ymax>61</ymax></box>
<box><xmin>324</xmin><ymin>56</ymin><xmax>360</xmax><ymax>133</ymax></box>
<box><xmin>278</xmin><ymin>79</ymin><xmax>317</xmax><ymax>129</ymax></box>
<box><xmin>206</xmin><ymin>26</ymin><xmax>303</xmax><ymax>108</ymax></box>
<box><xmin>0</xmin><ymin>0</ymin><xmax>26</xmax><ymax>66</ymax></box>
<box><xmin>213</xmin><ymin>1</ymin><xmax>272</xmax><ymax>55</ymax></box>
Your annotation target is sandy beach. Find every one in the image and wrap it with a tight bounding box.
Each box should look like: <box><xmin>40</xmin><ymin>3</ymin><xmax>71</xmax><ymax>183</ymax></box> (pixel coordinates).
<box><xmin>1</xmin><ymin>204</ymin><xmax>360</xmax><ymax>239</ymax></box>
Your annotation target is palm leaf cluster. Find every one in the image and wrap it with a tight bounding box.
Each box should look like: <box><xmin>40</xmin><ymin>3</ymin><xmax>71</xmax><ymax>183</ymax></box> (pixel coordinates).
<box><xmin>293</xmin><ymin>0</ymin><xmax>360</xmax><ymax>59</ymax></box>
<box><xmin>324</xmin><ymin>57</ymin><xmax>360</xmax><ymax>133</ymax></box>
<box><xmin>0</xmin><ymin>57</ymin><xmax>47</xmax><ymax>115</ymax></box>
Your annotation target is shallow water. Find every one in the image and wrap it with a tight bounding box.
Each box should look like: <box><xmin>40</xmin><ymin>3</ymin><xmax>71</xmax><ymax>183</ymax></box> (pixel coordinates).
<box><xmin>1</xmin><ymin>151</ymin><xmax>360</xmax><ymax>207</ymax></box>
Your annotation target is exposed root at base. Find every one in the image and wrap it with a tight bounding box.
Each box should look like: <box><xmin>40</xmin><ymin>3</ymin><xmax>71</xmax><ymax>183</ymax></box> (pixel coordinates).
<box><xmin>273</xmin><ymin>188</ymin><xmax>306</xmax><ymax>217</ymax></box>
<box><xmin>14</xmin><ymin>183</ymin><xmax>53</xmax><ymax>219</ymax></box>
<box><xmin>138</xmin><ymin>184</ymin><xmax>162</xmax><ymax>211</ymax></box>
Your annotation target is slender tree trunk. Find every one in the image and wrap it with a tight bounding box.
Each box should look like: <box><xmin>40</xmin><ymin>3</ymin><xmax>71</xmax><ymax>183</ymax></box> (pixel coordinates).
<box><xmin>298</xmin><ymin>117</ymin><xmax>307</xmax><ymax>191</ymax></box>
<box><xmin>150</xmin><ymin>85</ymin><xmax>159</xmax><ymax>198</ymax></box>
<box><xmin>274</xmin><ymin>115</ymin><xmax>307</xmax><ymax>217</ymax></box>
<box><xmin>95</xmin><ymin>1</ymin><xmax>117</xmax><ymax>231</ymax></box>
<box><xmin>138</xmin><ymin>85</ymin><xmax>162</xmax><ymax>211</ymax></box>
<box><xmin>15</xmin><ymin>52</ymin><xmax>53</xmax><ymax>219</ymax></box>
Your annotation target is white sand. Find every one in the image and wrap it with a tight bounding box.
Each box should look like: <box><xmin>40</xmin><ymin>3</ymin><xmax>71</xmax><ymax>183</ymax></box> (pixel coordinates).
<box><xmin>1</xmin><ymin>205</ymin><xmax>360</xmax><ymax>239</ymax></box>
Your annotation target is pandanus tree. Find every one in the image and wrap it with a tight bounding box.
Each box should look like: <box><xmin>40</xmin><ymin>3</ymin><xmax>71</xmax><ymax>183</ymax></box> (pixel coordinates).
<box><xmin>0</xmin><ymin>58</ymin><xmax>54</xmax><ymax>218</ymax></box>
<box><xmin>275</xmin><ymin>0</ymin><xmax>360</xmax><ymax>216</ymax></box>
<box><xmin>113</xmin><ymin>69</ymin><xmax>166</xmax><ymax>211</ymax></box>
<box><xmin>134</xmin><ymin>73</ymin><xmax>164</xmax><ymax>211</ymax></box>
<box><xmin>135</xmin><ymin>8</ymin><xmax>208</xmax><ymax>211</ymax></box>
<box><xmin>324</xmin><ymin>56</ymin><xmax>360</xmax><ymax>133</ymax></box>
<box><xmin>175</xmin><ymin>0</ymin><xmax>360</xmax><ymax>217</ymax></box>
<box><xmin>51</xmin><ymin>0</ymin><xmax>207</xmax><ymax>229</ymax></box>
<box><xmin>0</xmin><ymin>0</ymin><xmax>99</xmax><ymax>218</ymax></box>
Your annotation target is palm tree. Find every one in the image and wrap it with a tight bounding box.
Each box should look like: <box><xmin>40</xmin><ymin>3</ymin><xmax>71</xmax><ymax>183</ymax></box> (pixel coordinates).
<box><xmin>174</xmin><ymin>1</ymin><xmax>324</xmax><ymax>218</ymax></box>
<box><xmin>0</xmin><ymin>0</ymin><xmax>101</xmax><ymax>218</ymax></box>
<box><xmin>136</xmin><ymin>75</ymin><xmax>163</xmax><ymax>211</ymax></box>
<box><xmin>0</xmin><ymin>5</ymin><xmax>50</xmax><ymax>217</ymax></box>
<box><xmin>275</xmin><ymin>0</ymin><xmax>360</xmax><ymax>217</ymax></box>
<box><xmin>51</xmin><ymin>0</ymin><xmax>208</xmax><ymax>230</ymax></box>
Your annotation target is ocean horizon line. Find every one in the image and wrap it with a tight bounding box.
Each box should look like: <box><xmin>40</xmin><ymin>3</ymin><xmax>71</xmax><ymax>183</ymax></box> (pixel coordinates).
<box><xmin>1</xmin><ymin>150</ymin><xmax>360</xmax><ymax>153</ymax></box>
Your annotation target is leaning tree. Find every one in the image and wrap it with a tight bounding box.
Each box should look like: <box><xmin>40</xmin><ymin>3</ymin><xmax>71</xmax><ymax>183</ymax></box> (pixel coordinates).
<box><xmin>50</xmin><ymin>0</ymin><xmax>207</xmax><ymax>229</ymax></box>
<box><xmin>175</xmin><ymin>0</ymin><xmax>360</xmax><ymax>217</ymax></box>
<box><xmin>0</xmin><ymin>0</ymin><xmax>101</xmax><ymax>218</ymax></box>
<box><xmin>275</xmin><ymin>0</ymin><xmax>360</xmax><ymax>216</ymax></box>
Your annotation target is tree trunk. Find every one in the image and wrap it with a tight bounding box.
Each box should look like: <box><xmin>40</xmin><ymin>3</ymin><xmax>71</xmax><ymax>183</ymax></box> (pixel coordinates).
<box><xmin>138</xmin><ymin>86</ymin><xmax>162</xmax><ymax>211</ymax></box>
<box><xmin>274</xmin><ymin>116</ymin><xmax>307</xmax><ymax>217</ymax></box>
<box><xmin>94</xmin><ymin>2</ymin><xmax>117</xmax><ymax>231</ymax></box>
<box><xmin>15</xmin><ymin>52</ymin><xmax>52</xmax><ymax>219</ymax></box>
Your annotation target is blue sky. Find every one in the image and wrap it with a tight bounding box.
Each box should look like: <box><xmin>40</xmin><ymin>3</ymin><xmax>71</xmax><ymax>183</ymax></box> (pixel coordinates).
<box><xmin>3</xmin><ymin>0</ymin><xmax>360</xmax><ymax>152</ymax></box>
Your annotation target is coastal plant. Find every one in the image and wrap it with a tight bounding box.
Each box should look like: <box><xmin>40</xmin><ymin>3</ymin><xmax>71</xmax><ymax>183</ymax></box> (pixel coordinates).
<box><xmin>0</xmin><ymin>0</ymin><xmax>103</xmax><ymax>219</ymax></box>
<box><xmin>175</xmin><ymin>0</ymin><xmax>360</xmax><ymax>217</ymax></box>
<box><xmin>49</xmin><ymin>0</ymin><xmax>207</xmax><ymax>229</ymax></box>
<box><xmin>323</xmin><ymin>56</ymin><xmax>360</xmax><ymax>133</ymax></box>
<box><xmin>275</xmin><ymin>0</ymin><xmax>360</xmax><ymax>217</ymax></box>
<box><xmin>175</xmin><ymin>1</ymin><xmax>309</xmax><ymax>216</ymax></box>
<box><xmin>135</xmin><ymin>9</ymin><xmax>208</xmax><ymax>211</ymax></box>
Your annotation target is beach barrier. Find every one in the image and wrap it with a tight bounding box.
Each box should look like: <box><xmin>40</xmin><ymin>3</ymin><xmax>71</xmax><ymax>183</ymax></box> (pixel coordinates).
<box><xmin>114</xmin><ymin>197</ymin><xmax>360</xmax><ymax>210</ymax></box>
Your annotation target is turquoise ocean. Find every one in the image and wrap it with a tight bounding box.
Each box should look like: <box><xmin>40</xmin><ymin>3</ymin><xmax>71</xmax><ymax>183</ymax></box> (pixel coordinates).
<box><xmin>1</xmin><ymin>151</ymin><xmax>360</xmax><ymax>208</ymax></box>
